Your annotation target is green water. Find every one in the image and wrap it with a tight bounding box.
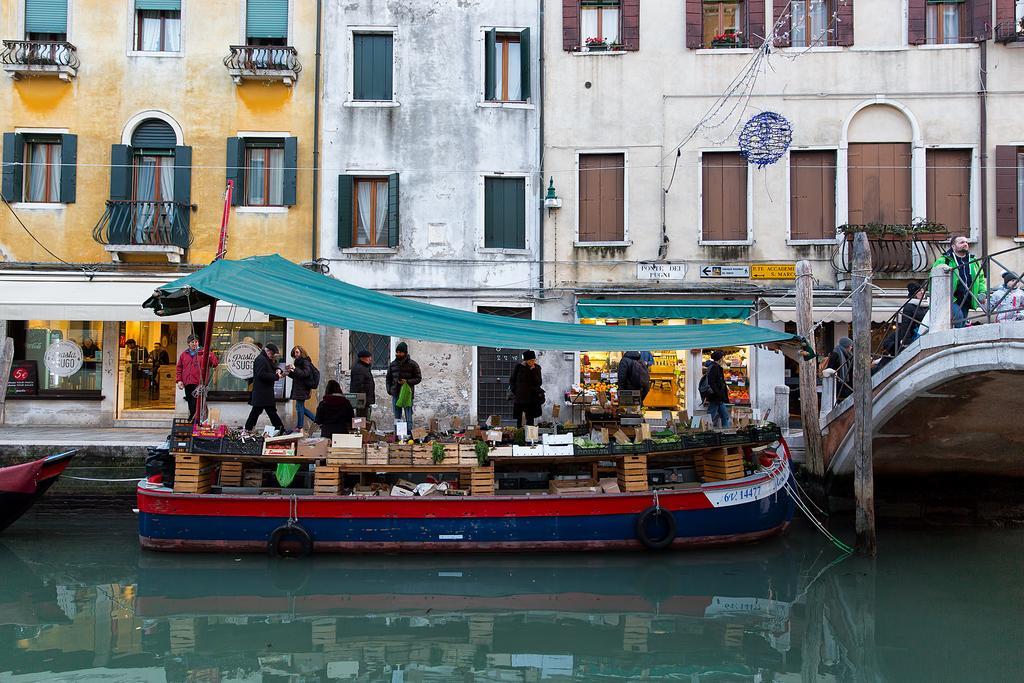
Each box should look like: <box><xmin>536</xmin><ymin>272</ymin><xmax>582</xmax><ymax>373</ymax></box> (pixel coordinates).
<box><xmin>0</xmin><ymin>513</ymin><xmax>1021</xmax><ymax>682</ymax></box>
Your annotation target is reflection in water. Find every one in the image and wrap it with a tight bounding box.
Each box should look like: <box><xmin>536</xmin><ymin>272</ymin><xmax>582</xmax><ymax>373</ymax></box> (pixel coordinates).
<box><xmin>0</xmin><ymin>515</ymin><xmax>1022</xmax><ymax>681</ymax></box>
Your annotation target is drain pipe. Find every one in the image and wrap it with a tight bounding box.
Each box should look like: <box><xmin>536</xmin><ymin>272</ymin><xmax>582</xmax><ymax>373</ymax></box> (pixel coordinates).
<box><xmin>537</xmin><ymin>0</ymin><xmax>545</xmax><ymax>294</ymax></box>
<box><xmin>978</xmin><ymin>36</ymin><xmax>989</xmax><ymax>276</ymax></box>
<box><xmin>311</xmin><ymin>0</ymin><xmax>323</xmax><ymax>262</ymax></box>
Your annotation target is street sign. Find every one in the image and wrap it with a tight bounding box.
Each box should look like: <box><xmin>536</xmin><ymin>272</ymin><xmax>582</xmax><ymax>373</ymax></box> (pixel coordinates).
<box><xmin>750</xmin><ymin>263</ymin><xmax>796</xmax><ymax>280</ymax></box>
<box><xmin>636</xmin><ymin>262</ymin><xmax>686</xmax><ymax>280</ymax></box>
<box><xmin>699</xmin><ymin>265</ymin><xmax>750</xmax><ymax>278</ymax></box>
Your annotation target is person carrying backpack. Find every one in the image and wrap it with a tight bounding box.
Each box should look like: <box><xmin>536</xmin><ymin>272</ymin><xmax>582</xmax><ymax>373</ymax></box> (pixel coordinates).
<box><xmin>285</xmin><ymin>345</ymin><xmax>319</xmax><ymax>433</ymax></box>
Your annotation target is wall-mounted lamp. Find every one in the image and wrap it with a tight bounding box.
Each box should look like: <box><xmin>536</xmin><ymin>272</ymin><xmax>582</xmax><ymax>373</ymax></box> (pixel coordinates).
<box><xmin>543</xmin><ymin>176</ymin><xmax>562</xmax><ymax>210</ymax></box>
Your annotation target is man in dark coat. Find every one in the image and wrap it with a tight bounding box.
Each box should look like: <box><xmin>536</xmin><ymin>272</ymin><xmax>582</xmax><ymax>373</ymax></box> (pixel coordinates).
<box><xmin>349</xmin><ymin>349</ymin><xmax>376</xmax><ymax>419</ymax></box>
<box><xmin>705</xmin><ymin>350</ymin><xmax>731</xmax><ymax>428</ymax></box>
<box><xmin>616</xmin><ymin>351</ymin><xmax>651</xmax><ymax>403</ymax></box>
<box><xmin>315</xmin><ymin>380</ymin><xmax>355</xmax><ymax>438</ymax></box>
<box><xmin>245</xmin><ymin>342</ymin><xmax>284</xmax><ymax>432</ymax></box>
<box><xmin>509</xmin><ymin>350</ymin><xmax>544</xmax><ymax>427</ymax></box>
<box><xmin>385</xmin><ymin>342</ymin><xmax>421</xmax><ymax>425</ymax></box>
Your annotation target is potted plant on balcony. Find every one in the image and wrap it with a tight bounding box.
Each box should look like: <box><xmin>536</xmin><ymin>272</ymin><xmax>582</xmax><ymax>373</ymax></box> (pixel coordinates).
<box><xmin>585</xmin><ymin>36</ymin><xmax>609</xmax><ymax>52</ymax></box>
<box><xmin>609</xmin><ymin>41</ymin><xmax>624</xmax><ymax>51</ymax></box>
<box><xmin>711</xmin><ymin>29</ymin><xmax>742</xmax><ymax>48</ymax></box>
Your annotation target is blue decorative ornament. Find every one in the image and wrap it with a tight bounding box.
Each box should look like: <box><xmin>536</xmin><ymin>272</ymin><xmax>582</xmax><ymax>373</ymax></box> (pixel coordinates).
<box><xmin>738</xmin><ymin>112</ymin><xmax>792</xmax><ymax>168</ymax></box>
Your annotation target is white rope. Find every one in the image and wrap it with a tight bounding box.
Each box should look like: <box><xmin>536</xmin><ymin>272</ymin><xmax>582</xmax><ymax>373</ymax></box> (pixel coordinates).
<box><xmin>62</xmin><ymin>475</ymin><xmax>144</xmax><ymax>482</ymax></box>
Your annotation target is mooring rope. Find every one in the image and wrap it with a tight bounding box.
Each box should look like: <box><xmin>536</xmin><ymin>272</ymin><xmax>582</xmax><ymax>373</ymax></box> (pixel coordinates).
<box><xmin>61</xmin><ymin>475</ymin><xmax>144</xmax><ymax>482</ymax></box>
<box><xmin>784</xmin><ymin>481</ymin><xmax>853</xmax><ymax>554</ymax></box>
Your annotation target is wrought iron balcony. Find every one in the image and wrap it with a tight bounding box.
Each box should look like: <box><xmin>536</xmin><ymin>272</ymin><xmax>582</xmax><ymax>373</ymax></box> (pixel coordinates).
<box><xmin>832</xmin><ymin>224</ymin><xmax>950</xmax><ymax>275</ymax></box>
<box><xmin>994</xmin><ymin>20</ymin><xmax>1024</xmax><ymax>44</ymax></box>
<box><xmin>93</xmin><ymin>200</ymin><xmax>193</xmax><ymax>264</ymax></box>
<box><xmin>2</xmin><ymin>40</ymin><xmax>79</xmax><ymax>81</ymax></box>
<box><xmin>224</xmin><ymin>45</ymin><xmax>301</xmax><ymax>86</ymax></box>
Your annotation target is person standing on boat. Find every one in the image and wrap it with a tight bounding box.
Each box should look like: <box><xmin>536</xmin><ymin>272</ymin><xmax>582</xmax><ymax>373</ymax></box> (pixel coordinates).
<box><xmin>284</xmin><ymin>345</ymin><xmax>318</xmax><ymax>433</ymax></box>
<box><xmin>386</xmin><ymin>342</ymin><xmax>421</xmax><ymax>426</ymax></box>
<box><xmin>617</xmin><ymin>351</ymin><xmax>651</xmax><ymax>403</ymax></box>
<box><xmin>705</xmin><ymin>350</ymin><xmax>731</xmax><ymax>428</ymax></box>
<box><xmin>175</xmin><ymin>334</ymin><xmax>218</xmax><ymax>422</ymax></box>
<box><xmin>315</xmin><ymin>379</ymin><xmax>355</xmax><ymax>438</ymax></box>
<box><xmin>349</xmin><ymin>349</ymin><xmax>376</xmax><ymax>420</ymax></box>
<box><xmin>509</xmin><ymin>350</ymin><xmax>544</xmax><ymax>427</ymax></box>
<box><xmin>245</xmin><ymin>342</ymin><xmax>285</xmax><ymax>433</ymax></box>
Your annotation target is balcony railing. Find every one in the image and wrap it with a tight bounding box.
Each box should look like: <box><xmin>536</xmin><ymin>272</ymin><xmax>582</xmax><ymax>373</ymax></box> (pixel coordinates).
<box><xmin>1</xmin><ymin>40</ymin><xmax>79</xmax><ymax>80</ymax></box>
<box><xmin>994</xmin><ymin>20</ymin><xmax>1024</xmax><ymax>44</ymax></box>
<box><xmin>832</xmin><ymin>225</ymin><xmax>950</xmax><ymax>275</ymax></box>
<box><xmin>93</xmin><ymin>200</ymin><xmax>192</xmax><ymax>262</ymax></box>
<box><xmin>224</xmin><ymin>45</ymin><xmax>301</xmax><ymax>86</ymax></box>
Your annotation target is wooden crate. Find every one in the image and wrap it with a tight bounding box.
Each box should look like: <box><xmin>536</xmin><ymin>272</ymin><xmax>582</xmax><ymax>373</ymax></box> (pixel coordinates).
<box><xmin>458</xmin><ymin>441</ymin><xmax>479</xmax><ymax>466</ymax></box>
<box><xmin>469</xmin><ymin>465</ymin><xmax>495</xmax><ymax>496</ymax></box>
<box><xmin>314</xmin><ymin>465</ymin><xmax>342</xmax><ymax>496</ymax></box>
<box><xmin>219</xmin><ymin>460</ymin><xmax>244</xmax><ymax>487</ymax></box>
<box><xmin>388</xmin><ymin>443</ymin><xmax>413</xmax><ymax>465</ymax></box>
<box><xmin>174</xmin><ymin>454</ymin><xmax>217</xmax><ymax>494</ymax></box>
<box><xmin>702</xmin><ymin>447</ymin><xmax>746</xmax><ymax>481</ymax></box>
<box><xmin>242</xmin><ymin>468</ymin><xmax>264</xmax><ymax>487</ymax></box>
<box><xmin>364</xmin><ymin>443</ymin><xmax>389</xmax><ymax>466</ymax></box>
<box><xmin>412</xmin><ymin>443</ymin><xmax>434</xmax><ymax>466</ymax></box>
<box><xmin>327</xmin><ymin>446</ymin><xmax>364</xmax><ymax>466</ymax></box>
<box><xmin>617</xmin><ymin>454</ymin><xmax>648</xmax><ymax>493</ymax></box>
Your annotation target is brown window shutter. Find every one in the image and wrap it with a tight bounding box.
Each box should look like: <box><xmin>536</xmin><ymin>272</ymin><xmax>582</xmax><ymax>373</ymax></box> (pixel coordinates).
<box><xmin>703</xmin><ymin>152</ymin><xmax>747</xmax><ymax>241</ymax></box>
<box><xmin>907</xmin><ymin>0</ymin><xmax>927</xmax><ymax>45</ymax></box>
<box><xmin>685</xmin><ymin>0</ymin><xmax>703</xmax><ymax>49</ymax></box>
<box><xmin>847</xmin><ymin>143</ymin><xmax>912</xmax><ymax>225</ymax></box>
<box><xmin>996</xmin><ymin>0</ymin><xmax>1016</xmax><ymax>26</ymax></box>
<box><xmin>791</xmin><ymin>150</ymin><xmax>836</xmax><ymax>240</ymax></box>
<box><xmin>747</xmin><ymin>0</ymin><xmax>766</xmax><ymax>48</ymax></box>
<box><xmin>926</xmin><ymin>149</ymin><xmax>972</xmax><ymax>235</ymax></box>
<box><xmin>836</xmin><ymin>0</ymin><xmax>855</xmax><ymax>46</ymax></box>
<box><xmin>773</xmin><ymin>0</ymin><xmax>792</xmax><ymax>48</ymax></box>
<box><xmin>971</xmin><ymin>0</ymin><xmax>993</xmax><ymax>41</ymax></box>
<box><xmin>562</xmin><ymin>0</ymin><xmax>580</xmax><ymax>51</ymax></box>
<box><xmin>579</xmin><ymin>153</ymin><xmax>625</xmax><ymax>242</ymax></box>
<box><xmin>621</xmin><ymin>0</ymin><xmax>640</xmax><ymax>50</ymax></box>
<box><xmin>995</xmin><ymin>145</ymin><xmax>1019</xmax><ymax>237</ymax></box>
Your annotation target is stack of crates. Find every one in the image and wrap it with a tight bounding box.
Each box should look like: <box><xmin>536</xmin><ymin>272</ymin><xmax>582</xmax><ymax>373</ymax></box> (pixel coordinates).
<box><xmin>702</xmin><ymin>447</ymin><xmax>746</xmax><ymax>482</ymax></box>
<box><xmin>173</xmin><ymin>454</ymin><xmax>217</xmax><ymax>494</ymax></box>
<box><xmin>219</xmin><ymin>460</ymin><xmax>244</xmax><ymax>487</ymax></box>
<box><xmin>327</xmin><ymin>433</ymin><xmax>364</xmax><ymax>466</ymax></box>
<box><xmin>314</xmin><ymin>465</ymin><xmax>342</xmax><ymax>496</ymax></box>
<box><xmin>469</xmin><ymin>465</ymin><xmax>495</xmax><ymax>496</ymax></box>
<box><xmin>617</xmin><ymin>454</ymin><xmax>649</xmax><ymax>492</ymax></box>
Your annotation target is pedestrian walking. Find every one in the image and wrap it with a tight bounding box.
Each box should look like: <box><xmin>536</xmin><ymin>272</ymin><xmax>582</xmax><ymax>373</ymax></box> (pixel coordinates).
<box><xmin>285</xmin><ymin>345</ymin><xmax>318</xmax><ymax>433</ymax></box>
<box><xmin>175</xmin><ymin>334</ymin><xmax>218</xmax><ymax>422</ymax></box>
<box><xmin>385</xmin><ymin>342</ymin><xmax>421</xmax><ymax>426</ymax></box>
<box><xmin>617</xmin><ymin>351</ymin><xmax>651</xmax><ymax>403</ymax></box>
<box><xmin>315</xmin><ymin>379</ymin><xmax>355</xmax><ymax>438</ymax></box>
<box><xmin>509</xmin><ymin>350</ymin><xmax>544</xmax><ymax>427</ymax></box>
<box><xmin>880</xmin><ymin>281</ymin><xmax>929</xmax><ymax>362</ymax></box>
<box><xmin>825</xmin><ymin>337</ymin><xmax>854</xmax><ymax>401</ymax></box>
<box><xmin>705</xmin><ymin>350</ymin><xmax>732</xmax><ymax>428</ymax></box>
<box><xmin>932</xmin><ymin>235</ymin><xmax>986</xmax><ymax>327</ymax></box>
<box><xmin>349</xmin><ymin>349</ymin><xmax>376</xmax><ymax>419</ymax></box>
<box><xmin>244</xmin><ymin>342</ymin><xmax>284</xmax><ymax>433</ymax></box>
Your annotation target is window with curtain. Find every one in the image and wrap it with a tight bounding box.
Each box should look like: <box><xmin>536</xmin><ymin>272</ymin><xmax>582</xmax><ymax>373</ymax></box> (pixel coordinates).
<box><xmin>23</xmin><ymin>139</ymin><xmax>61</xmax><ymax>203</ymax></box>
<box><xmin>135</xmin><ymin>9</ymin><xmax>181</xmax><ymax>52</ymax></box>
<box><xmin>349</xmin><ymin>331</ymin><xmax>390</xmax><ymax>371</ymax></box>
<box><xmin>244</xmin><ymin>142</ymin><xmax>285</xmax><ymax>207</ymax></box>
<box><xmin>353</xmin><ymin>178</ymin><xmax>389</xmax><ymax>246</ymax></box>
<box><xmin>581</xmin><ymin>0</ymin><xmax>621</xmax><ymax>46</ymax></box>
<box><xmin>492</xmin><ymin>34</ymin><xmax>522</xmax><ymax>101</ymax></box>
<box><xmin>703</xmin><ymin>1</ymin><xmax>744</xmax><ymax>47</ymax></box>
<box><xmin>132</xmin><ymin>153</ymin><xmax>174</xmax><ymax>244</ymax></box>
<box><xmin>926</xmin><ymin>0</ymin><xmax>966</xmax><ymax>44</ymax></box>
<box><xmin>791</xmin><ymin>0</ymin><xmax>833</xmax><ymax>47</ymax></box>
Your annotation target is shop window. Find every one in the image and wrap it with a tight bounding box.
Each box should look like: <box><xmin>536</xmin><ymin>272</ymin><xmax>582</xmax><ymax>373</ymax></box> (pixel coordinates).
<box><xmin>134</xmin><ymin>1</ymin><xmax>182</xmax><ymax>53</ymax></box>
<box><xmin>7</xmin><ymin>320</ymin><xmax>102</xmax><ymax>397</ymax></box>
<box><xmin>349</xmin><ymin>331</ymin><xmax>390</xmax><ymax>371</ymax></box>
<box><xmin>207</xmin><ymin>316</ymin><xmax>287</xmax><ymax>399</ymax></box>
<box><xmin>702</xmin><ymin>345</ymin><xmax>750</xmax><ymax>407</ymax></box>
<box><xmin>926</xmin><ymin>149</ymin><xmax>971</xmax><ymax>235</ymax></box>
<box><xmin>578</xmin><ymin>153</ymin><xmax>625</xmax><ymax>243</ymax></box>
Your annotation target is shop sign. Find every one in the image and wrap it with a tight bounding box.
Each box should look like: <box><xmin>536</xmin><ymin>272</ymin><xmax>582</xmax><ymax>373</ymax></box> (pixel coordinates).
<box><xmin>43</xmin><ymin>340</ymin><xmax>83</xmax><ymax>377</ymax></box>
<box><xmin>636</xmin><ymin>262</ymin><xmax>686</xmax><ymax>280</ymax></box>
<box><xmin>699</xmin><ymin>265</ymin><xmax>750</xmax><ymax>278</ymax></box>
<box><xmin>7</xmin><ymin>360</ymin><xmax>38</xmax><ymax>396</ymax></box>
<box><xmin>223</xmin><ymin>342</ymin><xmax>261</xmax><ymax>380</ymax></box>
<box><xmin>750</xmin><ymin>263</ymin><xmax>796</xmax><ymax>280</ymax></box>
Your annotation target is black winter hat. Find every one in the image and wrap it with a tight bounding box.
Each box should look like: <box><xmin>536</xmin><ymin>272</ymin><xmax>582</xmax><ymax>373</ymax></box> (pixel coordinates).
<box><xmin>522</xmin><ymin>350</ymin><xmax>536</xmax><ymax>361</ymax></box>
<box><xmin>1003</xmin><ymin>271</ymin><xmax>1020</xmax><ymax>285</ymax></box>
<box><xmin>395</xmin><ymin>342</ymin><xmax>409</xmax><ymax>353</ymax></box>
<box><xmin>907</xmin><ymin>282</ymin><xmax>923</xmax><ymax>297</ymax></box>
<box><xmin>357</xmin><ymin>349</ymin><xmax>372</xmax><ymax>359</ymax></box>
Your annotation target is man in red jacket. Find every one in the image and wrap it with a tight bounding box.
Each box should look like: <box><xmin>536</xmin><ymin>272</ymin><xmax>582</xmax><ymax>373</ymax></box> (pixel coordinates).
<box><xmin>176</xmin><ymin>334</ymin><xmax>218</xmax><ymax>422</ymax></box>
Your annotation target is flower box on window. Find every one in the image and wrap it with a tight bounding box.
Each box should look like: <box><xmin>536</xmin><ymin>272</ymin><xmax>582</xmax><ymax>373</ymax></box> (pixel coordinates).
<box><xmin>585</xmin><ymin>36</ymin><xmax>608</xmax><ymax>51</ymax></box>
<box><xmin>710</xmin><ymin>29</ymin><xmax>743</xmax><ymax>48</ymax></box>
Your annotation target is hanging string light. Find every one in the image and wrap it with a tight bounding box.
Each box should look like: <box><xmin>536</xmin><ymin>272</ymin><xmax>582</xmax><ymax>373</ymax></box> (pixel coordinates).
<box><xmin>738</xmin><ymin>112</ymin><xmax>793</xmax><ymax>168</ymax></box>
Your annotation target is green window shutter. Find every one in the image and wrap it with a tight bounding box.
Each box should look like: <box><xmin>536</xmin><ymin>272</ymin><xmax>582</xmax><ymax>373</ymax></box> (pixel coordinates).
<box><xmin>485</xmin><ymin>177</ymin><xmax>526</xmax><ymax>249</ymax></box>
<box><xmin>387</xmin><ymin>173</ymin><xmax>400</xmax><ymax>248</ymax></box>
<box><xmin>109</xmin><ymin>144</ymin><xmax>133</xmax><ymax>200</ymax></box>
<box><xmin>282</xmin><ymin>137</ymin><xmax>297</xmax><ymax>206</ymax></box>
<box><xmin>2</xmin><ymin>133</ymin><xmax>24</xmax><ymax>203</ymax></box>
<box><xmin>337</xmin><ymin>175</ymin><xmax>354</xmax><ymax>249</ymax></box>
<box><xmin>519</xmin><ymin>28</ymin><xmax>531</xmax><ymax>101</ymax></box>
<box><xmin>173</xmin><ymin>145</ymin><xmax>192</xmax><ymax>206</ymax></box>
<box><xmin>25</xmin><ymin>0</ymin><xmax>68</xmax><ymax>34</ymax></box>
<box><xmin>225</xmin><ymin>137</ymin><xmax>244</xmax><ymax>206</ymax></box>
<box><xmin>353</xmin><ymin>33</ymin><xmax>393</xmax><ymax>101</ymax></box>
<box><xmin>59</xmin><ymin>133</ymin><xmax>76</xmax><ymax>203</ymax></box>
<box><xmin>247</xmin><ymin>0</ymin><xmax>288</xmax><ymax>40</ymax></box>
<box><xmin>484</xmin><ymin>29</ymin><xmax>497</xmax><ymax>101</ymax></box>
<box><xmin>135</xmin><ymin>1</ymin><xmax>181</xmax><ymax>10</ymax></box>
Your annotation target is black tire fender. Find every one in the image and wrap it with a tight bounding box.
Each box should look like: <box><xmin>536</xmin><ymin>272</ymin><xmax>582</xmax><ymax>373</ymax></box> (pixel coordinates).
<box><xmin>635</xmin><ymin>506</ymin><xmax>677</xmax><ymax>550</ymax></box>
<box><xmin>268</xmin><ymin>522</ymin><xmax>314</xmax><ymax>558</ymax></box>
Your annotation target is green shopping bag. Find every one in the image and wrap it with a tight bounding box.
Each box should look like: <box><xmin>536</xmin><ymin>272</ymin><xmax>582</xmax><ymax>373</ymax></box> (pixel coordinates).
<box><xmin>275</xmin><ymin>462</ymin><xmax>301</xmax><ymax>487</ymax></box>
<box><xmin>396</xmin><ymin>382</ymin><xmax>413</xmax><ymax>408</ymax></box>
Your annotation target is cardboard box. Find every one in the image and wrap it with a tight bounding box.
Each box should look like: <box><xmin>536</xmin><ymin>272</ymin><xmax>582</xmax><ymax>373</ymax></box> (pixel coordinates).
<box><xmin>262</xmin><ymin>445</ymin><xmax>295</xmax><ymax>456</ymax></box>
<box><xmin>542</xmin><ymin>433</ymin><xmax>573</xmax><ymax>446</ymax></box>
<box><xmin>351</xmin><ymin>417</ymin><xmax>366</xmax><ymax>431</ymax></box>
<box><xmin>331</xmin><ymin>433</ymin><xmax>363</xmax><ymax>449</ymax></box>
<box><xmin>411</xmin><ymin>427</ymin><xmax>429</xmax><ymax>440</ymax></box>
<box><xmin>599</xmin><ymin>478</ymin><xmax>620</xmax><ymax>494</ymax></box>
<box><xmin>297</xmin><ymin>438</ymin><xmax>329</xmax><ymax>459</ymax></box>
<box><xmin>390</xmin><ymin>485</ymin><xmax>415</xmax><ymax>497</ymax></box>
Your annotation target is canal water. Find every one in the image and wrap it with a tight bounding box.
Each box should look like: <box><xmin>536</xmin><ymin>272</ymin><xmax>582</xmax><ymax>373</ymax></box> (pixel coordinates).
<box><xmin>0</xmin><ymin>511</ymin><xmax>1021</xmax><ymax>682</ymax></box>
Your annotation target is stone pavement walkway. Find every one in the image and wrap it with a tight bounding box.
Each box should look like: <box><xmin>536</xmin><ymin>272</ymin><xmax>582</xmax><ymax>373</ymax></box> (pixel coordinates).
<box><xmin>0</xmin><ymin>425</ymin><xmax>167</xmax><ymax>447</ymax></box>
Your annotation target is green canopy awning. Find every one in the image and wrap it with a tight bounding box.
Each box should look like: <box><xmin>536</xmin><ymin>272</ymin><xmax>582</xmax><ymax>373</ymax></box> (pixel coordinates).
<box><xmin>578</xmin><ymin>299</ymin><xmax>753</xmax><ymax>320</ymax></box>
<box><xmin>143</xmin><ymin>255</ymin><xmax>797</xmax><ymax>352</ymax></box>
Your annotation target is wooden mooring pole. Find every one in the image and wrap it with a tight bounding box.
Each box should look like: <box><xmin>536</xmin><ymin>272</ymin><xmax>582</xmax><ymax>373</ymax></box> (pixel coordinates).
<box><xmin>851</xmin><ymin>233</ymin><xmax>877</xmax><ymax>556</ymax></box>
<box><xmin>795</xmin><ymin>261</ymin><xmax>826</xmax><ymax>503</ymax></box>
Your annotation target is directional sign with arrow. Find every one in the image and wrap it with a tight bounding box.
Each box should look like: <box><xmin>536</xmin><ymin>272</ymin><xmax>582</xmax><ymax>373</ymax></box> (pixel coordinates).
<box><xmin>699</xmin><ymin>265</ymin><xmax>750</xmax><ymax>278</ymax></box>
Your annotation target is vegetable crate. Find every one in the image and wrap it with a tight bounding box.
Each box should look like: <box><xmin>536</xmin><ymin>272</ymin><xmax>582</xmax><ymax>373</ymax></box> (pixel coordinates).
<box><xmin>222</xmin><ymin>436</ymin><xmax>264</xmax><ymax>456</ymax></box>
<box><xmin>682</xmin><ymin>432</ymin><xmax>721</xmax><ymax>449</ymax></box>
<box><xmin>457</xmin><ymin>442</ymin><xmax>479</xmax><ymax>466</ymax></box>
<box><xmin>388</xmin><ymin>443</ymin><xmax>413</xmax><ymax>466</ymax></box>
<box><xmin>412</xmin><ymin>444</ymin><xmax>434</xmax><ymax>466</ymax></box>
<box><xmin>701</xmin><ymin>447</ymin><xmax>746</xmax><ymax>482</ymax></box>
<box><xmin>365</xmin><ymin>443</ymin><xmax>389</xmax><ymax>466</ymax></box>
<box><xmin>469</xmin><ymin>465</ymin><xmax>495</xmax><ymax>496</ymax></box>
<box><xmin>219</xmin><ymin>460</ymin><xmax>244</xmax><ymax>487</ymax></box>
<box><xmin>173</xmin><ymin>454</ymin><xmax>218</xmax><ymax>494</ymax></box>
<box><xmin>327</xmin><ymin>446</ymin><xmax>364</xmax><ymax>466</ymax></box>
<box><xmin>617</xmin><ymin>455</ymin><xmax>648</xmax><ymax>493</ymax></box>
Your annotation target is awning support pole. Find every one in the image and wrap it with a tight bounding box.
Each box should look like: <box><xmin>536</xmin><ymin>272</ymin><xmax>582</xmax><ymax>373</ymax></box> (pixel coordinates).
<box><xmin>194</xmin><ymin>180</ymin><xmax>234</xmax><ymax>425</ymax></box>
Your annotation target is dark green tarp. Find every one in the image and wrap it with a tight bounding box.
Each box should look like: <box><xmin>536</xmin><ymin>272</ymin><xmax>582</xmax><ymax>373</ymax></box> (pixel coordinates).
<box><xmin>578</xmin><ymin>299</ymin><xmax>753</xmax><ymax>320</ymax></box>
<box><xmin>143</xmin><ymin>255</ymin><xmax>797</xmax><ymax>352</ymax></box>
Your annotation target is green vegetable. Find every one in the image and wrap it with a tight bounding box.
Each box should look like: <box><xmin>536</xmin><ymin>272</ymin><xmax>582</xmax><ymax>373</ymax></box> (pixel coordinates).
<box><xmin>431</xmin><ymin>441</ymin><xmax>446</xmax><ymax>464</ymax></box>
<box><xmin>474</xmin><ymin>440</ymin><xmax>490</xmax><ymax>466</ymax></box>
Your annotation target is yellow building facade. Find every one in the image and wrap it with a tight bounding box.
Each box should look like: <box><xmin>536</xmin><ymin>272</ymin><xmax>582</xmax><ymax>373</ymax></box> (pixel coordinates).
<box><xmin>0</xmin><ymin>0</ymin><xmax>320</xmax><ymax>426</ymax></box>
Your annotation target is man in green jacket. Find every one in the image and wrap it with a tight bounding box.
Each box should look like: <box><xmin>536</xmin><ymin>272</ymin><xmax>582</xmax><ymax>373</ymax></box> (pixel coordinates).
<box><xmin>932</xmin><ymin>235</ymin><xmax>986</xmax><ymax>328</ymax></box>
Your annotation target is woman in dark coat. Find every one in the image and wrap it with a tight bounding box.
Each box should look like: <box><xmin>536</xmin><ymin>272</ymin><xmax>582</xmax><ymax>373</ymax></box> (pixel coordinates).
<box><xmin>509</xmin><ymin>350</ymin><xmax>544</xmax><ymax>427</ymax></box>
<box><xmin>315</xmin><ymin>380</ymin><xmax>354</xmax><ymax>438</ymax></box>
<box><xmin>285</xmin><ymin>345</ymin><xmax>317</xmax><ymax>432</ymax></box>
<box><xmin>245</xmin><ymin>343</ymin><xmax>284</xmax><ymax>432</ymax></box>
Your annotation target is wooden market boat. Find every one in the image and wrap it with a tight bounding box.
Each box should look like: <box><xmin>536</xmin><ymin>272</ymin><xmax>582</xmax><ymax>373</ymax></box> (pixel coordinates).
<box><xmin>0</xmin><ymin>450</ymin><xmax>76</xmax><ymax>534</ymax></box>
<box><xmin>137</xmin><ymin>439</ymin><xmax>794</xmax><ymax>554</ymax></box>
